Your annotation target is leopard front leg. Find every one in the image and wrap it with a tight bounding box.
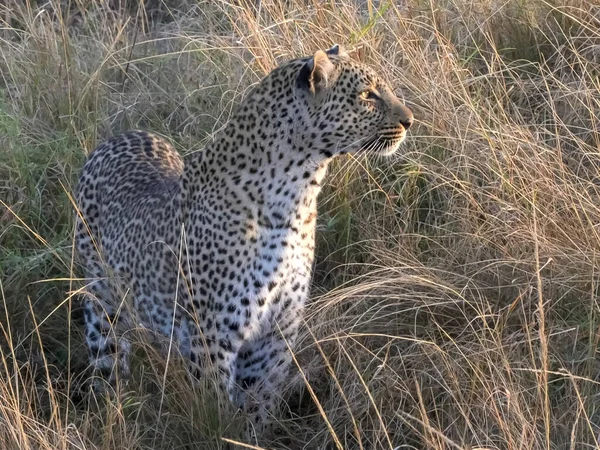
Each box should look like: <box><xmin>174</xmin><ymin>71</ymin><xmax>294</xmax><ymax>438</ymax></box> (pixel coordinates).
<box><xmin>188</xmin><ymin>326</ymin><xmax>246</xmax><ymax>409</ymax></box>
<box><xmin>234</xmin><ymin>307</ymin><xmax>302</xmax><ymax>433</ymax></box>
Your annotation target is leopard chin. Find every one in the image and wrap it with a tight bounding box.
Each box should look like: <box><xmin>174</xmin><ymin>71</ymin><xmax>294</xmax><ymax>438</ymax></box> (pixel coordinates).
<box><xmin>379</xmin><ymin>134</ymin><xmax>406</xmax><ymax>156</ymax></box>
<box><xmin>362</xmin><ymin>131</ymin><xmax>407</xmax><ymax>156</ymax></box>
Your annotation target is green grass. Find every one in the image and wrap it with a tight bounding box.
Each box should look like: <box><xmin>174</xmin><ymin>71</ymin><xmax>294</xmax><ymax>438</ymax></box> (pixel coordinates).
<box><xmin>1</xmin><ymin>0</ymin><xmax>600</xmax><ymax>449</ymax></box>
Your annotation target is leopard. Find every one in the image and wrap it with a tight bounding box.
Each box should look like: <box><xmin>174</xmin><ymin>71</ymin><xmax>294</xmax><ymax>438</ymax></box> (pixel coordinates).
<box><xmin>74</xmin><ymin>44</ymin><xmax>413</xmax><ymax>433</ymax></box>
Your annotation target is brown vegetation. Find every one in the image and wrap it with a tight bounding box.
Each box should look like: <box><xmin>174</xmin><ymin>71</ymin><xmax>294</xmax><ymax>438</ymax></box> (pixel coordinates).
<box><xmin>1</xmin><ymin>0</ymin><xmax>599</xmax><ymax>449</ymax></box>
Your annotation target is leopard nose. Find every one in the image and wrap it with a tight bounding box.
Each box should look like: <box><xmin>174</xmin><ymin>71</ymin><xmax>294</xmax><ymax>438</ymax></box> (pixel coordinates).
<box><xmin>398</xmin><ymin>103</ymin><xmax>414</xmax><ymax>130</ymax></box>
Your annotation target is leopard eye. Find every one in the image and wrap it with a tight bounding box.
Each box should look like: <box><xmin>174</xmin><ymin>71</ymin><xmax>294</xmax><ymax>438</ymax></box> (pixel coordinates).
<box><xmin>360</xmin><ymin>90</ymin><xmax>379</xmax><ymax>101</ymax></box>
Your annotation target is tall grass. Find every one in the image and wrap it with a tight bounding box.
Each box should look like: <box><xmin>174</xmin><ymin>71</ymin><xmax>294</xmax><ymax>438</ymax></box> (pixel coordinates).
<box><xmin>1</xmin><ymin>0</ymin><xmax>600</xmax><ymax>448</ymax></box>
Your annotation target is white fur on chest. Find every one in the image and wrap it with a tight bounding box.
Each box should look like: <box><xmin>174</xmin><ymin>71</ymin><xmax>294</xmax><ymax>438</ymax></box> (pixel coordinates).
<box><xmin>241</xmin><ymin>215</ymin><xmax>314</xmax><ymax>339</ymax></box>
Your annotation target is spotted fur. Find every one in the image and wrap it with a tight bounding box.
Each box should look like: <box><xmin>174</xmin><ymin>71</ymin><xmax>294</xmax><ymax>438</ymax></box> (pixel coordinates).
<box><xmin>75</xmin><ymin>44</ymin><xmax>413</xmax><ymax>430</ymax></box>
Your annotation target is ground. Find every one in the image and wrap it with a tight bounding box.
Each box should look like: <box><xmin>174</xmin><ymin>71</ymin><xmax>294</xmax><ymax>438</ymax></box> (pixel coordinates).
<box><xmin>1</xmin><ymin>1</ymin><xmax>600</xmax><ymax>449</ymax></box>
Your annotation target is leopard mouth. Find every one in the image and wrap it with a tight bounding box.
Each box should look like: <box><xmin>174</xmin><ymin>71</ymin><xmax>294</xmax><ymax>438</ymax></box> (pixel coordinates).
<box><xmin>362</xmin><ymin>129</ymin><xmax>407</xmax><ymax>156</ymax></box>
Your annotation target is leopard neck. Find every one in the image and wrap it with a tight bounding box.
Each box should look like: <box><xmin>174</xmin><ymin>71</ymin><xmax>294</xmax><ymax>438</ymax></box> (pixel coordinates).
<box><xmin>183</xmin><ymin>87</ymin><xmax>332</xmax><ymax>223</ymax></box>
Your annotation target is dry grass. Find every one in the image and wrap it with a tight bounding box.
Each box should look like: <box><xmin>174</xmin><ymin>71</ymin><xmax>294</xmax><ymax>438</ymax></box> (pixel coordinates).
<box><xmin>1</xmin><ymin>0</ymin><xmax>600</xmax><ymax>448</ymax></box>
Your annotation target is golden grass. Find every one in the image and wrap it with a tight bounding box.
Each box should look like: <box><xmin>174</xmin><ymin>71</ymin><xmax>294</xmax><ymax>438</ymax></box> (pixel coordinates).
<box><xmin>1</xmin><ymin>0</ymin><xmax>600</xmax><ymax>448</ymax></box>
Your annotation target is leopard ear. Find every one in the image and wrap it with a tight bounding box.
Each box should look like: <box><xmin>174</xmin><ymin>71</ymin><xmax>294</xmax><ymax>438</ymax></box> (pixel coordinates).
<box><xmin>296</xmin><ymin>49</ymin><xmax>335</xmax><ymax>95</ymax></box>
<box><xmin>325</xmin><ymin>44</ymin><xmax>344</xmax><ymax>56</ymax></box>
